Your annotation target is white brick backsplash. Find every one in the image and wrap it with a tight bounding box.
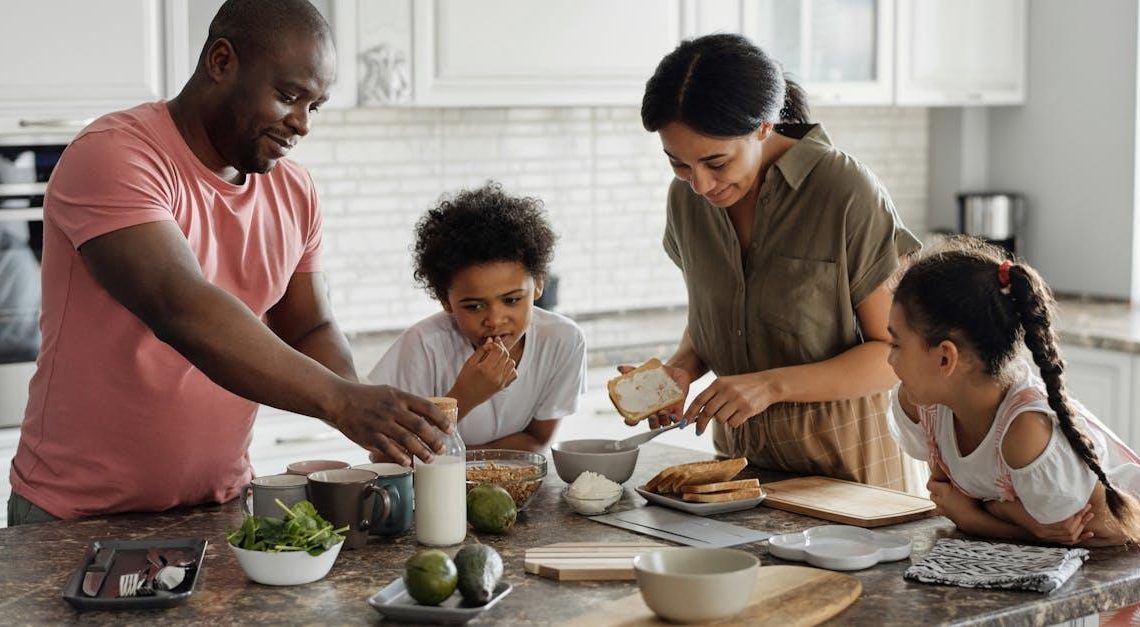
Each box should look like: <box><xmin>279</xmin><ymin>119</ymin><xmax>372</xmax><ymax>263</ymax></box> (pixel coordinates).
<box><xmin>291</xmin><ymin>106</ymin><xmax>928</xmax><ymax>334</ymax></box>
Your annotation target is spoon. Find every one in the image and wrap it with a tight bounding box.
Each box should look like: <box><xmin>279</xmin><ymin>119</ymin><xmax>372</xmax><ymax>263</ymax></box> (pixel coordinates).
<box><xmin>608</xmin><ymin>421</ymin><xmax>683</xmax><ymax>451</ymax></box>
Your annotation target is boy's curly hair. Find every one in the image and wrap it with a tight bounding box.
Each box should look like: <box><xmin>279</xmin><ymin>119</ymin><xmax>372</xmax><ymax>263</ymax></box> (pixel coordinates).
<box><xmin>413</xmin><ymin>182</ymin><xmax>556</xmax><ymax>301</ymax></box>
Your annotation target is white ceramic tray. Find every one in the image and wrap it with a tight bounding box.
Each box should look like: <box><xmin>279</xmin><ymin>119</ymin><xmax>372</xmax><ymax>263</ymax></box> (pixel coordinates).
<box><xmin>634</xmin><ymin>486</ymin><xmax>765</xmax><ymax>516</ymax></box>
<box><xmin>367</xmin><ymin>578</ymin><xmax>512</xmax><ymax>624</ymax></box>
<box><xmin>767</xmin><ymin>525</ymin><xmax>911</xmax><ymax>571</ymax></box>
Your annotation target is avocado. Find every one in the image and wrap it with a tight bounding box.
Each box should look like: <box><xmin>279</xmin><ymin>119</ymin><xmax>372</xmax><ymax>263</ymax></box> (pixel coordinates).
<box><xmin>466</xmin><ymin>483</ymin><xmax>517</xmax><ymax>534</ymax></box>
<box><xmin>404</xmin><ymin>549</ymin><xmax>458</xmax><ymax>606</ymax></box>
<box><xmin>455</xmin><ymin>544</ymin><xmax>504</xmax><ymax>605</ymax></box>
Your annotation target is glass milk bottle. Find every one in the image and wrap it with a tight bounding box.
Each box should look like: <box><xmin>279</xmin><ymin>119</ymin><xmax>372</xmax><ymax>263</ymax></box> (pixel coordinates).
<box><xmin>414</xmin><ymin>397</ymin><xmax>467</xmax><ymax>546</ymax></box>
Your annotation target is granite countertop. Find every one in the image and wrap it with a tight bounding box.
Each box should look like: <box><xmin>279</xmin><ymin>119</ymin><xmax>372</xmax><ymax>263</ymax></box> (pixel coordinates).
<box><xmin>1055</xmin><ymin>299</ymin><xmax>1140</xmax><ymax>353</ymax></box>
<box><xmin>3</xmin><ymin>443</ymin><xmax>1139</xmax><ymax>625</ymax></box>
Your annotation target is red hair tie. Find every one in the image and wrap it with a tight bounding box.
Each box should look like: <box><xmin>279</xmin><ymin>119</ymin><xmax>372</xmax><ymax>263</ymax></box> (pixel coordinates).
<box><xmin>997</xmin><ymin>259</ymin><xmax>1013</xmax><ymax>289</ymax></box>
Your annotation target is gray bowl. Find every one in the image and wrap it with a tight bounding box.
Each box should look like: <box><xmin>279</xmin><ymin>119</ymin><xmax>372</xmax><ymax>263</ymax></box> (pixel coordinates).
<box><xmin>551</xmin><ymin>439</ymin><xmax>639</xmax><ymax>484</ymax></box>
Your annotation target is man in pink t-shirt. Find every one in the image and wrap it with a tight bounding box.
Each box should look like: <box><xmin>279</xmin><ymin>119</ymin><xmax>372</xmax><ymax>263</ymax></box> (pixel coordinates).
<box><xmin>7</xmin><ymin>0</ymin><xmax>450</xmax><ymax>524</ymax></box>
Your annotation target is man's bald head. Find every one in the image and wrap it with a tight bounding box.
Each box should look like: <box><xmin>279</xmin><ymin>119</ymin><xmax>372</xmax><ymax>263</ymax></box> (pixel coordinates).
<box><xmin>199</xmin><ymin>0</ymin><xmax>332</xmax><ymax>68</ymax></box>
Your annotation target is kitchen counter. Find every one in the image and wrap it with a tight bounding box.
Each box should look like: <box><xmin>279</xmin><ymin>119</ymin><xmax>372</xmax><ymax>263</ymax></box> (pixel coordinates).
<box><xmin>1055</xmin><ymin>299</ymin><xmax>1140</xmax><ymax>354</ymax></box>
<box><xmin>2</xmin><ymin>443</ymin><xmax>1138</xmax><ymax>625</ymax></box>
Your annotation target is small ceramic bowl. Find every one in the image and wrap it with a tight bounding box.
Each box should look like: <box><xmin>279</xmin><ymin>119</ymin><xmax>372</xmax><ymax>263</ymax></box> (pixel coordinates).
<box><xmin>230</xmin><ymin>540</ymin><xmax>343</xmax><ymax>586</ymax></box>
<box><xmin>633</xmin><ymin>548</ymin><xmax>759</xmax><ymax>623</ymax></box>
<box><xmin>562</xmin><ymin>486</ymin><xmax>622</xmax><ymax>515</ymax></box>
<box><xmin>550</xmin><ymin>439</ymin><xmax>639</xmax><ymax>484</ymax></box>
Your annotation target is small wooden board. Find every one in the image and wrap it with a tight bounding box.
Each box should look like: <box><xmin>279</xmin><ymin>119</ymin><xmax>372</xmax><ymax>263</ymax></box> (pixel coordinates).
<box><xmin>762</xmin><ymin>476</ymin><xmax>935</xmax><ymax>528</ymax></box>
<box><xmin>564</xmin><ymin>565</ymin><xmax>861</xmax><ymax>626</ymax></box>
<box><xmin>524</xmin><ymin>542</ymin><xmax>671</xmax><ymax>581</ymax></box>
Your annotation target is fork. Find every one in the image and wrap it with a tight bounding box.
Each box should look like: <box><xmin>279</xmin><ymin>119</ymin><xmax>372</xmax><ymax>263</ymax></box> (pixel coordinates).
<box><xmin>118</xmin><ymin>572</ymin><xmax>141</xmax><ymax>598</ymax></box>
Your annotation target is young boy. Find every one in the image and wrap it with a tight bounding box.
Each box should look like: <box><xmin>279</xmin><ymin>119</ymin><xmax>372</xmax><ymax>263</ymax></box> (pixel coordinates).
<box><xmin>368</xmin><ymin>182</ymin><xmax>586</xmax><ymax>452</ymax></box>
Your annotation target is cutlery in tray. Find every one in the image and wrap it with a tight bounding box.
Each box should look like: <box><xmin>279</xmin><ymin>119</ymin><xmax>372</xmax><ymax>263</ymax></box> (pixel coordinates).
<box><xmin>61</xmin><ymin>537</ymin><xmax>207</xmax><ymax>611</ymax></box>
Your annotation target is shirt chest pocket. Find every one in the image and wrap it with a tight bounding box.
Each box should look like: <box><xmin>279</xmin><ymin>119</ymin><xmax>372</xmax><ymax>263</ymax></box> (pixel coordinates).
<box><xmin>756</xmin><ymin>255</ymin><xmax>840</xmax><ymax>337</ymax></box>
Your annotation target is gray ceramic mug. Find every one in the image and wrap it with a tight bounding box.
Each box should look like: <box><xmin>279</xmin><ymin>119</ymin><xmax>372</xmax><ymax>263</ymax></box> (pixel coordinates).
<box><xmin>240</xmin><ymin>473</ymin><xmax>310</xmax><ymax>518</ymax></box>
<box><xmin>307</xmin><ymin>468</ymin><xmax>391</xmax><ymax>550</ymax></box>
<box><xmin>353</xmin><ymin>463</ymin><xmax>414</xmax><ymax>536</ymax></box>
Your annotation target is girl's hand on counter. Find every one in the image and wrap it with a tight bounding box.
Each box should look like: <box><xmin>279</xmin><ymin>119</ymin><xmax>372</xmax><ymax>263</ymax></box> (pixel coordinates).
<box><xmin>684</xmin><ymin>371</ymin><xmax>779</xmax><ymax>435</ymax></box>
<box><xmin>985</xmin><ymin>500</ymin><xmax>1095</xmax><ymax>545</ymax></box>
<box><xmin>927</xmin><ymin>477</ymin><xmax>982</xmax><ymax>525</ymax></box>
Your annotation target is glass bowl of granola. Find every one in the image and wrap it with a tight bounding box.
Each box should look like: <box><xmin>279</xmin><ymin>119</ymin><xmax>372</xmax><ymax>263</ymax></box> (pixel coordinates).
<box><xmin>465</xmin><ymin>449</ymin><xmax>547</xmax><ymax>511</ymax></box>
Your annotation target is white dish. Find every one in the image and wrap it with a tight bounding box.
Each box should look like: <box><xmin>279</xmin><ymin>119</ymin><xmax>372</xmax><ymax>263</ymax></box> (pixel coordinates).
<box><xmin>767</xmin><ymin>525</ymin><xmax>911</xmax><ymax>571</ymax></box>
<box><xmin>634</xmin><ymin>486</ymin><xmax>764</xmax><ymax>516</ymax></box>
<box><xmin>230</xmin><ymin>541</ymin><xmax>343</xmax><ymax>586</ymax></box>
<box><xmin>368</xmin><ymin>578</ymin><xmax>512</xmax><ymax>624</ymax></box>
<box><xmin>633</xmin><ymin>548</ymin><xmax>759</xmax><ymax>623</ymax></box>
<box><xmin>562</xmin><ymin>486</ymin><xmax>622</xmax><ymax>515</ymax></box>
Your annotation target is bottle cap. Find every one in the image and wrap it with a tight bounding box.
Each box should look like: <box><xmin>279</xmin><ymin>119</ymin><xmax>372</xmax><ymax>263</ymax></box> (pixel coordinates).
<box><xmin>428</xmin><ymin>396</ymin><xmax>459</xmax><ymax>424</ymax></box>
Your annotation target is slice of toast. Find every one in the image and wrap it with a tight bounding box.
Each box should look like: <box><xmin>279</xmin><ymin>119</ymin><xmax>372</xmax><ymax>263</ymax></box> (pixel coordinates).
<box><xmin>607</xmin><ymin>358</ymin><xmax>684</xmax><ymax>426</ymax></box>
<box><xmin>681</xmin><ymin>487</ymin><xmax>764</xmax><ymax>503</ymax></box>
<box><xmin>660</xmin><ymin>458</ymin><xmax>747</xmax><ymax>493</ymax></box>
<box><xmin>680</xmin><ymin>478</ymin><xmax>760</xmax><ymax>494</ymax></box>
<box><xmin>645</xmin><ymin>458</ymin><xmax>748</xmax><ymax>494</ymax></box>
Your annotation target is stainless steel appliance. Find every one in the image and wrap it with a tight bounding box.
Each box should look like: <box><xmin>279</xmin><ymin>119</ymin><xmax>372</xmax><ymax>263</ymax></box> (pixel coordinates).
<box><xmin>957</xmin><ymin>192</ymin><xmax>1025</xmax><ymax>255</ymax></box>
<box><xmin>0</xmin><ymin>132</ymin><xmax>70</xmax><ymax>428</ymax></box>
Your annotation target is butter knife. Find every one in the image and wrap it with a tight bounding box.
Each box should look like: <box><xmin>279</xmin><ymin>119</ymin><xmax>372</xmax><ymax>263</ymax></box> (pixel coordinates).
<box><xmin>81</xmin><ymin>547</ymin><xmax>116</xmax><ymax>597</ymax></box>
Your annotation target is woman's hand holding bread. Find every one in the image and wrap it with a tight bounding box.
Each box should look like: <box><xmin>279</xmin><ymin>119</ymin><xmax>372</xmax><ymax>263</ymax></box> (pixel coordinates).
<box><xmin>613</xmin><ymin>360</ymin><xmax>691</xmax><ymax>429</ymax></box>
<box><xmin>450</xmin><ymin>337</ymin><xmax>518</xmax><ymax>417</ymax></box>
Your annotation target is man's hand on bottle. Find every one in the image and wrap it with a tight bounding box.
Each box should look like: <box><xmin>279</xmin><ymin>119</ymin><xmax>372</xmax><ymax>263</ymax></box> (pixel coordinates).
<box><xmin>332</xmin><ymin>383</ymin><xmax>450</xmax><ymax>466</ymax></box>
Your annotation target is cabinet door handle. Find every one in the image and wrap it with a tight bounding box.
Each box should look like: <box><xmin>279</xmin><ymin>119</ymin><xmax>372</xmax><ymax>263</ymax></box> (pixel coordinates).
<box><xmin>274</xmin><ymin>431</ymin><xmax>341</xmax><ymax>445</ymax></box>
<box><xmin>18</xmin><ymin>118</ymin><xmax>93</xmax><ymax>129</ymax></box>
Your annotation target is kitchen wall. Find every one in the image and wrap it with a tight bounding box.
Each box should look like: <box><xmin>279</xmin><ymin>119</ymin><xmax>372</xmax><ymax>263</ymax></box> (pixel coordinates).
<box><xmin>290</xmin><ymin>106</ymin><xmax>929</xmax><ymax>335</ymax></box>
<box><xmin>928</xmin><ymin>0</ymin><xmax>1140</xmax><ymax>300</ymax></box>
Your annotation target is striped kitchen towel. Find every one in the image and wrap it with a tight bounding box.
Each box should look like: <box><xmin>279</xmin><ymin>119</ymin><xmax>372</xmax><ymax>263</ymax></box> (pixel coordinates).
<box><xmin>904</xmin><ymin>538</ymin><xmax>1090</xmax><ymax>593</ymax></box>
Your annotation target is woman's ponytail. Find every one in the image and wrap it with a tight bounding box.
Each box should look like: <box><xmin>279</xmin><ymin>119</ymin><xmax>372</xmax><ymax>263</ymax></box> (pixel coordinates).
<box><xmin>1008</xmin><ymin>264</ymin><xmax>1140</xmax><ymax>543</ymax></box>
<box><xmin>779</xmin><ymin>76</ymin><xmax>811</xmax><ymax>125</ymax></box>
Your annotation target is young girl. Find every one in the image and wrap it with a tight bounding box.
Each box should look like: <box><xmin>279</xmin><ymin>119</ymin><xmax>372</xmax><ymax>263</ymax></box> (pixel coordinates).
<box><xmin>367</xmin><ymin>182</ymin><xmax>586</xmax><ymax>453</ymax></box>
<box><xmin>887</xmin><ymin>237</ymin><xmax>1140</xmax><ymax>547</ymax></box>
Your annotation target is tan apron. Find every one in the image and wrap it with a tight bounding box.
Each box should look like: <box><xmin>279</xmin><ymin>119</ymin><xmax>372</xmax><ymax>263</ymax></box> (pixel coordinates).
<box><xmin>712</xmin><ymin>392</ymin><xmax>907</xmax><ymax>491</ymax></box>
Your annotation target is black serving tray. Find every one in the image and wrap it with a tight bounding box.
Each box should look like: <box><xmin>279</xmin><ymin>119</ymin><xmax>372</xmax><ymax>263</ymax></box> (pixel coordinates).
<box><xmin>61</xmin><ymin>537</ymin><xmax>208</xmax><ymax>611</ymax></box>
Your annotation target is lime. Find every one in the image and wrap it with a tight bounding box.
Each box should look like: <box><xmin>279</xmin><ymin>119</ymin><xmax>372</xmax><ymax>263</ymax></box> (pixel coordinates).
<box><xmin>404</xmin><ymin>549</ymin><xmax>458</xmax><ymax>605</ymax></box>
<box><xmin>466</xmin><ymin>483</ymin><xmax>517</xmax><ymax>534</ymax></box>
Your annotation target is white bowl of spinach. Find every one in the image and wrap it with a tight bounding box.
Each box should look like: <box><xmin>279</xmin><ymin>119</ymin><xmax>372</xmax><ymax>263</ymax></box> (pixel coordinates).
<box><xmin>227</xmin><ymin>499</ymin><xmax>348</xmax><ymax>586</ymax></box>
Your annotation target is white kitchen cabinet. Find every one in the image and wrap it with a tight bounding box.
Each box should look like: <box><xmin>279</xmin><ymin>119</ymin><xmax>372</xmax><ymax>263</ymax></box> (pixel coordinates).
<box><xmin>743</xmin><ymin>0</ymin><xmax>895</xmax><ymax>106</ymax></box>
<box><xmin>895</xmin><ymin>0</ymin><xmax>1026</xmax><ymax>106</ymax></box>
<box><xmin>406</xmin><ymin>0</ymin><xmax>688</xmax><ymax>107</ymax></box>
<box><xmin>1059</xmin><ymin>344</ymin><xmax>1134</xmax><ymax>452</ymax></box>
<box><xmin>0</xmin><ymin>0</ymin><xmax>165</xmax><ymax>121</ymax></box>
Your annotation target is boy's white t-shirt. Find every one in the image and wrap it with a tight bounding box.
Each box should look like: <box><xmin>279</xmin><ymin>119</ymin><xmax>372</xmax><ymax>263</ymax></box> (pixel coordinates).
<box><xmin>367</xmin><ymin>308</ymin><xmax>588</xmax><ymax>445</ymax></box>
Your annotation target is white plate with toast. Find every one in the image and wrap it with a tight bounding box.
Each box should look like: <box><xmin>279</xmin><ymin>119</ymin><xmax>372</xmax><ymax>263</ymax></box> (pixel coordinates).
<box><xmin>635</xmin><ymin>484</ymin><xmax>765</xmax><ymax>516</ymax></box>
<box><xmin>637</xmin><ymin>458</ymin><xmax>764</xmax><ymax>515</ymax></box>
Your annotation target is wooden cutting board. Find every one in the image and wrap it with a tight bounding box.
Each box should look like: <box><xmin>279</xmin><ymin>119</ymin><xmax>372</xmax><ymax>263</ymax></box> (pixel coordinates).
<box><xmin>563</xmin><ymin>565</ymin><xmax>861</xmax><ymax>626</ymax></box>
<box><xmin>524</xmin><ymin>542</ymin><xmax>672</xmax><ymax>581</ymax></box>
<box><xmin>762</xmin><ymin>476</ymin><xmax>935</xmax><ymax>528</ymax></box>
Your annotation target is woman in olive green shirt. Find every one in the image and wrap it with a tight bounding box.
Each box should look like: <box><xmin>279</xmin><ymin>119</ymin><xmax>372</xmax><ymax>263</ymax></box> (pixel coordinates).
<box><xmin>639</xmin><ymin>34</ymin><xmax>921</xmax><ymax>489</ymax></box>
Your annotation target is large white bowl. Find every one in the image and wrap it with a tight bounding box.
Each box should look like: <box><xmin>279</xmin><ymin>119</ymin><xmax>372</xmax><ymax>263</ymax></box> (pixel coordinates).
<box><xmin>230</xmin><ymin>541</ymin><xmax>343</xmax><ymax>586</ymax></box>
<box><xmin>633</xmin><ymin>548</ymin><xmax>759</xmax><ymax>623</ymax></box>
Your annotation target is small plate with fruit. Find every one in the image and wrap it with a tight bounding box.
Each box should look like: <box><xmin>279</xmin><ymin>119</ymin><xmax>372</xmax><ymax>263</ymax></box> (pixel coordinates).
<box><xmin>368</xmin><ymin>545</ymin><xmax>511</xmax><ymax>624</ymax></box>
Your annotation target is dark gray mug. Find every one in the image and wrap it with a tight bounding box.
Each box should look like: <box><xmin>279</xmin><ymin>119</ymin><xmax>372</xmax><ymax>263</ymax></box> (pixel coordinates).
<box><xmin>353</xmin><ymin>463</ymin><xmax>414</xmax><ymax>536</ymax></box>
<box><xmin>307</xmin><ymin>468</ymin><xmax>389</xmax><ymax>550</ymax></box>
